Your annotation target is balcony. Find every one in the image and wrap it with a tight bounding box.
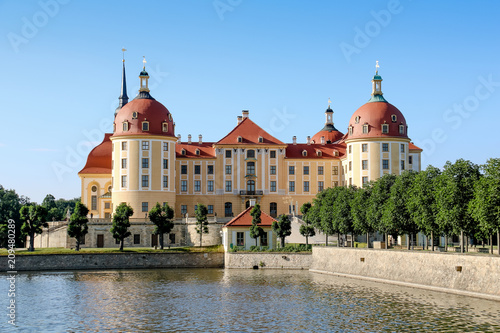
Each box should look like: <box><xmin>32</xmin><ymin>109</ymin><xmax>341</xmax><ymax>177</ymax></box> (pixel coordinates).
<box><xmin>239</xmin><ymin>190</ymin><xmax>264</xmax><ymax>196</ymax></box>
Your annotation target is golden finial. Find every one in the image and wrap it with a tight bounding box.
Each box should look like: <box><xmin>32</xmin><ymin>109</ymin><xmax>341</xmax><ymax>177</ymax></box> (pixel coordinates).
<box><xmin>142</xmin><ymin>56</ymin><xmax>147</xmax><ymax>69</ymax></box>
<box><xmin>121</xmin><ymin>48</ymin><xmax>126</xmax><ymax>62</ymax></box>
<box><xmin>375</xmin><ymin>60</ymin><xmax>380</xmax><ymax>74</ymax></box>
<box><xmin>328</xmin><ymin>97</ymin><xmax>331</xmax><ymax>108</ymax></box>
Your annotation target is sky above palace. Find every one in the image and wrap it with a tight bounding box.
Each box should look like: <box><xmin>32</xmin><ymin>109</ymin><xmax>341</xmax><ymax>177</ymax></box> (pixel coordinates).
<box><xmin>1</xmin><ymin>0</ymin><xmax>499</xmax><ymax>203</ymax></box>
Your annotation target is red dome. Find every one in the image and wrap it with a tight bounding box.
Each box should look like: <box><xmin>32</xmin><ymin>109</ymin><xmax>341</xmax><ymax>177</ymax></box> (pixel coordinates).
<box><xmin>311</xmin><ymin>129</ymin><xmax>344</xmax><ymax>144</ymax></box>
<box><xmin>346</xmin><ymin>101</ymin><xmax>408</xmax><ymax>140</ymax></box>
<box><xmin>113</xmin><ymin>97</ymin><xmax>175</xmax><ymax>137</ymax></box>
<box><xmin>79</xmin><ymin>134</ymin><xmax>112</xmax><ymax>174</ymax></box>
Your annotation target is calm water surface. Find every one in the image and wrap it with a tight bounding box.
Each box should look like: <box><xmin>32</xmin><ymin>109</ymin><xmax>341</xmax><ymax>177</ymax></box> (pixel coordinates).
<box><xmin>1</xmin><ymin>268</ymin><xmax>499</xmax><ymax>332</ymax></box>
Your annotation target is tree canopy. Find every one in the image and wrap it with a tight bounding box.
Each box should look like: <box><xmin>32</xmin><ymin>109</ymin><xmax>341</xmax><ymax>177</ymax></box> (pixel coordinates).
<box><xmin>67</xmin><ymin>201</ymin><xmax>89</xmax><ymax>251</ymax></box>
<box><xmin>272</xmin><ymin>214</ymin><xmax>292</xmax><ymax>248</ymax></box>
<box><xmin>149</xmin><ymin>202</ymin><xmax>175</xmax><ymax>249</ymax></box>
<box><xmin>110</xmin><ymin>203</ymin><xmax>133</xmax><ymax>251</ymax></box>
<box><xmin>195</xmin><ymin>204</ymin><xmax>209</xmax><ymax>247</ymax></box>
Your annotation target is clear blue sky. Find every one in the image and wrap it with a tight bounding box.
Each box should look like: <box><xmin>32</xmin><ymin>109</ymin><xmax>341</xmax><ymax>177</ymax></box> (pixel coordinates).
<box><xmin>1</xmin><ymin>0</ymin><xmax>499</xmax><ymax>203</ymax></box>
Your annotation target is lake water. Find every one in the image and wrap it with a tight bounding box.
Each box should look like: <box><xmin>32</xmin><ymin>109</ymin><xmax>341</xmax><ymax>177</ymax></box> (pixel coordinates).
<box><xmin>1</xmin><ymin>268</ymin><xmax>500</xmax><ymax>332</ymax></box>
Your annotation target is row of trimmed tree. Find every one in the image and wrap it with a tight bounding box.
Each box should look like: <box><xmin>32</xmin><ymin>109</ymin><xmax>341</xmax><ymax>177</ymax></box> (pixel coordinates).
<box><xmin>301</xmin><ymin>158</ymin><xmax>500</xmax><ymax>254</ymax></box>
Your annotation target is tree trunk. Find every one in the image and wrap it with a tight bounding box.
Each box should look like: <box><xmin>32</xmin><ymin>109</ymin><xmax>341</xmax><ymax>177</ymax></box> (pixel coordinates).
<box><xmin>76</xmin><ymin>239</ymin><xmax>80</xmax><ymax>251</ymax></box>
<box><xmin>325</xmin><ymin>234</ymin><xmax>328</xmax><ymax>247</ymax></box>
<box><xmin>351</xmin><ymin>232</ymin><xmax>355</xmax><ymax>248</ymax></box>
<box><xmin>431</xmin><ymin>231</ymin><xmax>434</xmax><ymax>252</ymax></box>
<box><xmin>120</xmin><ymin>239</ymin><xmax>124</xmax><ymax>251</ymax></box>
<box><xmin>466</xmin><ymin>234</ymin><xmax>469</xmax><ymax>252</ymax></box>
<box><xmin>29</xmin><ymin>231</ymin><xmax>35</xmax><ymax>252</ymax></box>
<box><xmin>497</xmin><ymin>230</ymin><xmax>500</xmax><ymax>255</ymax></box>
<box><xmin>490</xmin><ymin>234</ymin><xmax>493</xmax><ymax>254</ymax></box>
<box><xmin>305</xmin><ymin>236</ymin><xmax>308</xmax><ymax>247</ymax></box>
<box><xmin>337</xmin><ymin>234</ymin><xmax>340</xmax><ymax>247</ymax></box>
<box><xmin>200</xmin><ymin>233</ymin><xmax>203</xmax><ymax>247</ymax></box>
<box><xmin>366</xmin><ymin>232</ymin><xmax>370</xmax><ymax>248</ymax></box>
<box><xmin>460</xmin><ymin>230</ymin><xmax>464</xmax><ymax>253</ymax></box>
<box><xmin>385</xmin><ymin>233</ymin><xmax>388</xmax><ymax>249</ymax></box>
<box><xmin>281</xmin><ymin>237</ymin><xmax>285</xmax><ymax>248</ymax></box>
<box><xmin>444</xmin><ymin>235</ymin><xmax>448</xmax><ymax>252</ymax></box>
<box><xmin>407</xmin><ymin>234</ymin><xmax>410</xmax><ymax>250</ymax></box>
<box><xmin>159</xmin><ymin>233</ymin><xmax>164</xmax><ymax>250</ymax></box>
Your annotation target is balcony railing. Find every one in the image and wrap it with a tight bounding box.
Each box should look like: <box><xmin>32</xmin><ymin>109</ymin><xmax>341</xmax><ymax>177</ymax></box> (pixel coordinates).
<box><xmin>239</xmin><ymin>190</ymin><xmax>264</xmax><ymax>196</ymax></box>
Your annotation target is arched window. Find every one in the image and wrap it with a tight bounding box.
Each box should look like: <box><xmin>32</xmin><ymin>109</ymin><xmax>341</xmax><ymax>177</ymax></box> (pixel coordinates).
<box><xmin>237</xmin><ymin>136</ymin><xmax>242</xmax><ymax>143</ymax></box>
<box><xmin>270</xmin><ymin>202</ymin><xmax>277</xmax><ymax>218</ymax></box>
<box><xmin>247</xmin><ymin>161</ymin><xmax>255</xmax><ymax>175</ymax></box>
<box><xmin>225</xmin><ymin>202</ymin><xmax>233</xmax><ymax>217</ymax></box>
<box><xmin>302</xmin><ymin>150</ymin><xmax>307</xmax><ymax>157</ymax></box>
<box><xmin>391</xmin><ymin>114</ymin><xmax>397</xmax><ymax>123</ymax></box>
<box><xmin>247</xmin><ymin>180</ymin><xmax>255</xmax><ymax>193</ymax></box>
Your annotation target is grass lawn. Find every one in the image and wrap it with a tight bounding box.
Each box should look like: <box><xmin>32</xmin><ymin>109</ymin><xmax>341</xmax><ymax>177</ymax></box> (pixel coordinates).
<box><xmin>0</xmin><ymin>244</ymin><xmax>223</xmax><ymax>255</ymax></box>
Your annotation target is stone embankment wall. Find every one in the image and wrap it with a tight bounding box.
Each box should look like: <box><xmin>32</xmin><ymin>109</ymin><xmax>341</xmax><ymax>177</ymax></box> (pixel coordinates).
<box><xmin>311</xmin><ymin>247</ymin><xmax>500</xmax><ymax>300</ymax></box>
<box><xmin>225</xmin><ymin>252</ymin><xmax>312</xmax><ymax>269</ymax></box>
<box><xmin>0</xmin><ymin>252</ymin><xmax>224</xmax><ymax>272</ymax></box>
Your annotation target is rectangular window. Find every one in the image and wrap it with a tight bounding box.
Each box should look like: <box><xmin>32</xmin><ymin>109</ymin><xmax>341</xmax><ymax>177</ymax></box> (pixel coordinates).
<box><xmin>121</xmin><ymin>175</ymin><xmax>127</xmax><ymax>187</ymax></box>
<box><xmin>142</xmin><ymin>141</ymin><xmax>149</xmax><ymax>150</ymax></box>
<box><xmin>194</xmin><ymin>205</ymin><xmax>198</xmax><ymax>212</ymax></box>
<box><xmin>142</xmin><ymin>202</ymin><xmax>148</xmax><ymax>212</ymax></box>
<box><xmin>270</xmin><ymin>166</ymin><xmax>276</xmax><ymax>175</ymax></box>
<box><xmin>382</xmin><ymin>124</ymin><xmax>389</xmax><ymax>134</ymax></box>
<box><xmin>207</xmin><ymin>180</ymin><xmax>214</xmax><ymax>192</ymax></box>
<box><xmin>181</xmin><ymin>180</ymin><xmax>188</xmax><ymax>192</ymax></box>
<box><xmin>349</xmin><ymin>161</ymin><xmax>352</xmax><ymax>171</ymax></box>
<box><xmin>270</xmin><ymin>150</ymin><xmax>276</xmax><ymax>158</ymax></box>
<box><xmin>121</xmin><ymin>141</ymin><xmax>127</xmax><ymax>151</ymax></box>
<box><xmin>349</xmin><ymin>177</ymin><xmax>352</xmax><ymax>186</ymax></box>
<box><xmin>208</xmin><ymin>205</ymin><xmax>214</xmax><ymax>214</ymax></box>
<box><xmin>163</xmin><ymin>176</ymin><xmax>168</xmax><ymax>188</ymax></box>
<box><xmin>207</xmin><ymin>165</ymin><xmax>214</xmax><ymax>174</ymax></box>
<box><xmin>383</xmin><ymin>159</ymin><xmax>389</xmax><ymax>170</ymax></box>
<box><xmin>104</xmin><ymin>202</ymin><xmax>110</xmax><ymax>209</ymax></box>
<box><xmin>349</xmin><ymin>145</ymin><xmax>352</xmax><ymax>154</ymax></box>
<box><xmin>318</xmin><ymin>166</ymin><xmax>324</xmax><ymax>175</ymax></box>
<box><xmin>333</xmin><ymin>166</ymin><xmax>338</xmax><ymax>175</ymax></box>
<box><xmin>225</xmin><ymin>181</ymin><xmax>232</xmax><ymax>192</ymax></box>
<box><xmin>318</xmin><ymin>181</ymin><xmax>324</xmax><ymax>192</ymax></box>
<box><xmin>362</xmin><ymin>176</ymin><xmax>368</xmax><ymax>184</ymax></box>
<box><xmin>134</xmin><ymin>234</ymin><xmax>141</xmax><ymax>245</ymax></box>
<box><xmin>91</xmin><ymin>195</ymin><xmax>97</xmax><ymax>211</ymax></box>
<box><xmin>401</xmin><ymin>160</ymin><xmax>405</xmax><ymax>170</ymax></box>
<box><xmin>142</xmin><ymin>158</ymin><xmax>149</xmax><ymax>168</ymax></box>
<box><xmin>382</xmin><ymin>143</ymin><xmax>389</xmax><ymax>152</ymax></box>
<box><xmin>289</xmin><ymin>166</ymin><xmax>295</xmax><ymax>175</ymax></box>
<box><xmin>181</xmin><ymin>205</ymin><xmax>187</xmax><ymax>215</ymax></box>
<box><xmin>303</xmin><ymin>166</ymin><xmax>309</xmax><ymax>175</ymax></box>
<box><xmin>194</xmin><ymin>180</ymin><xmax>201</xmax><ymax>192</ymax></box>
<box><xmin>225</xmin><ymin>165</ymin><xmax>232</xmax><ymax>175</ymax></box>
<box><xmin>181</xmin><ymin>165</ymin><xmax>187</xmax><ymax>174</ymax></box>
<box><xmin>399</xmin><ymin>125</ymin><xmax>405</xmax><ymax>134</ymax></box>
<box><xmin>401</xmin><ymin>144</ymin><xmax>405</xmax><ymax>153</ymax></box>
<box><xmin>121</xmin><ymin>158</ymin><xmax>127</xmax><ymax>169</ymax></box>
<box><xmin>409</xmin><ymin>156</ymin><xmax>413</xmax><ymax>164</ymax></box>
<box><xmin>247</xmin><ymin>150</ymin><xmax>255</xmax><ymax>158</ymax></box>
<box><xmin>236</xmin><ymin>232</ymin><xmax>244</xmax><ymax>246</ymax></box>
<box><xmin>142</xmin><ymin>175</ymin><xmax>149</xmax><ymax>187</ymax></box>
<box><xmin>194</xmin><ymin>165</ymin><xmax>201</xmax><ymax>175</ymax></box>
<box><xmin>362</xmin><ymin>144</ymin><xmax>368</xmax><ymax>152</ymax></box>
<box><xmin>303</xmin><ymin>181</ymin><xmax>309</xmax><ymax>192</ymax></box>
<box><xmin>362</xmin><ymin>160</ymin><xmax>368</xmax><ymax>170</ymax></box>
<box><xmin>270</xmin><ymin>181</ymin><xmax>276</xmax><ymax>192</ymax></box>
<box><xmin>142</xmin><ymin>122</ymin><xmax>149</xmax><ymax>131</ymax></box>
<box><xmin>163</xmin><ymin>142</ymin><xmax>168</xmax><ymax>151</ymax></box>
<box><xmin>169</xmin><ymin>233</ymin><xmax>176</xmax><ymax>244</ymax></box>
<box><xmin>225</xmin><ymin>150</ymin><xmax>232</xmax><ymax>158</ymax></box>
<box><xmin>261</xmin><ymin>232</ymin><xmax>268</xmax><ymax>247</ymax></box>
<box><xmin>289</xmin><ymin>181</ymin><xmax>295</xmax><ymax>192</ymax></box>
<box><xmin>163</xmin><ymin>159</ymin><xmax>168</xmax><ymax>169</ymax></box>
<box><xmin>363</xmin><ymin>125</ymin><xmax>369</xmax><ymax>134</ymax></box>
<box><xmin>334</xmin><ymin>181</ymin><xmax>339</xmax><ymax>187</ymax></box>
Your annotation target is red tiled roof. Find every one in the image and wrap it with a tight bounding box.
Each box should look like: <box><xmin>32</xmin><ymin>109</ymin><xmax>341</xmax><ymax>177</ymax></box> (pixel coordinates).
<box><xmin>176</xmin><ymin>142</ymin><xmax>216</xmax><ymax>158</ymax></box>
<box><xmin>224</xmin><ymin>206</ymin><xmax>277</xmax><ymax>227</ymax></box>
<box><xmin>216</xmin><ymin>118</ymin><xmax>285</xmax><ymax>145</ymax></box>
<box><xmin>285</xmin><ymin>143</ymin><xmax>346</xmax><ymax>159</ymax></box>
<box><xmin>409</xmin><ymin>142</ymin><xmax>422</xmax><ymax>151</ymax></box>
<box><xmin>311</xmin><ymin>129</ymin><xmax>344</xmax><ymax>144</ymax></box>
<box><xmin>79</xmin><ymin>134</ymin><xmax>112</xmax><ymax>174</ymax></box>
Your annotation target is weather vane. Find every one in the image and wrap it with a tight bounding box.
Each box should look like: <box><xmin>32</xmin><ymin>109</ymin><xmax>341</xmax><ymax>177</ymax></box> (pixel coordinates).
<box><xmin>328</xmin><ymin>97</ymin><xmax>331</xmax><ymax>107</ymax></box>
<box><xmin>121</xmin><ymin>48</ymin><xmax>126</xmax><ymax>62</ymax></box>
<box><xmin>375</xmin><ymin>60</ymin><xmax>380</xmax><ymax>73</ymax></box>
<box><xmin>143</xmin><ymin>56</ymin><xmax>147</xmax><ymax>69</ymax></box>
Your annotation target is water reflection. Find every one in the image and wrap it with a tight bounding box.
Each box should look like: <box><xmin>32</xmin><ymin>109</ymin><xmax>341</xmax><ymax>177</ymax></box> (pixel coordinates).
<box><xmin>1</xmin><ymin>269</ymin><xmax>499</xmax><ymax>332</ymax></box>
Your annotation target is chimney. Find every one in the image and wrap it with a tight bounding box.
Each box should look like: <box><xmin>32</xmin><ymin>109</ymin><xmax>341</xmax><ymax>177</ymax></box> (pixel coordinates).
<box><xmin>237</xmin><ymin>116</ymin><xmax>243</xmax><ymax>125</ymax></box>
<box><xmin>188</xmin><ymin>134</ymin><xmax>192</xmax><ymax>144</ymax></box>
<box><xmin>306</xmin><ymin>136</ymin><xmax>311</xmax><ymax>145</ymax></box>
<box><xmin>177</xmin><ymin>134</ymin><xmax>181</xmax><ymax>142</ymax></box>
<box><xmin>198</xmin><ymin>134</ymin><xmax>202</xmax><ymax>145</ymax></box>
<box><xmin>321</xmin><ymin>136</ymin><xmax>325</xmax><ymax>145</ymax></box>
<box><xmin>293</xmin><ymin>136</ymin><xmax>297</xmax><ymax>145</ymax></box>
<box><xmin>242</xmin><ymin>110</ymin><xmax>249</xmax><ymax>118</ymax></box>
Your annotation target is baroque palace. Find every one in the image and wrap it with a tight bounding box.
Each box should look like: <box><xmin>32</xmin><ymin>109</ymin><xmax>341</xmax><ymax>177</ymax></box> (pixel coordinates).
<box><xmin>33</xmin><ymin>58</ymin><xmax>422</xmax><ymax>249</ymax></box>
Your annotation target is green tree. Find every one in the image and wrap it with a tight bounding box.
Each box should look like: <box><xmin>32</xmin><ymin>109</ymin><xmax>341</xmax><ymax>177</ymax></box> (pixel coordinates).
<box><xmin>300</xmin><ymin>202</ymin><xmax>316</xmax><ymax>246</ymax></box>
<box><xmin>195</xmin><ymin>204</ymin><xmax>209</xmax><ymax>247</ymax></box>
<box><xmin>149</xmin><ymin>202</ymin><xmax>175</xmax><ymax>249</ymax></box>
<box><xmin>0</xmin><ymin>185</ymin><xmax>26</xmax><ymax>247</ymax></box>
<box><xmin>272</xmin><ymin>214</ymin><xmax>292</xmax><ymax>248</ymax></box>
<box><xmin>110</xmin><ymin>203</ymin><xmax>133</xmax><ymax>251</ymax></box>
<box><xmin>319</xmin><ymin>188</ymin><xmax>338</xmax><ymax>246</ymax></box>
<box><xmin>67</xmin><ymin>202</ymin><xmax>89</xmax><ymax>251</ymax></box>
<box><xmin>20</xmin><ymin>204</ymin><xmax>48</xmax><ymax>252</ymax></box>
<box><xmin>436</xmin><ymin>159</ymin><xmax>480</xmax><ymax>253</ymax></box>
<box><xmin>249</xmin><ymin>204</ymin><xmax>264</xmax><ymax>247</ymax></box>
<box><xmin>331</xmin><ymin>186</ymin><xmax>356</xmax><ymax>247</ymax></box>
<box><xmin>351</xmin><ymin>182</ymin><xmax>373</xmax><ymax>247</ymax></box>
<box><xmin>407</xmin><ymin>166</ymin><xmax>441</xmax><ymax>251</ymax></box>
<box><xmin>469</xmin><ymin>158</ymin><xmax>500</xmax><ymax>254</ymax></box>
<box><xmin>382</xmin><ymin>171</ymin><xmax>417</xmax><ymax>249</ymax></box>
<box><xmin>366</xmin><ymin>174</ymin><xmax>396</xmax><ymax>246</ymax></box>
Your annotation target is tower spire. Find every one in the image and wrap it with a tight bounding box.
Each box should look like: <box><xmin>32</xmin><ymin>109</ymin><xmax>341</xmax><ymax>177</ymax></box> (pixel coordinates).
<box><xmin>115</xmin><ymin>48</ymin><xmax>129</xmax><ymax>117</ymax></box>
<box><xmin>368</xmin><ymin>60</ymin><xmax>388</xmax><ymax>103</ymax></box>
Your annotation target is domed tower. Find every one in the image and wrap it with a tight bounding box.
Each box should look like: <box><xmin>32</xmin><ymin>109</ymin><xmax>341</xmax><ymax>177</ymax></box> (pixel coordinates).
<box><xmin>111</xmin><ymin>57</ymin><xmax>177</xmax><ymax>218</ymax></box>
<box><xmin>311</xmin><ymin>99</ymin><xmax>344</xmax><ymax>144</ymax></box>
<box><xmin>344</xmin><ymin>63</ymin><xmax>414</xmax><ymax>187</ymax></box>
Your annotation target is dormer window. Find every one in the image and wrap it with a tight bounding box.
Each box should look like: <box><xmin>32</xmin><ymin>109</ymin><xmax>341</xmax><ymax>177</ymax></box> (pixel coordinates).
<box><xmin>362</xmin><ymin>124</ymin><xmax>369</xmax><ymax>134</ymax></box>
<box><xmin>355</xmin><ymin>116</ymin><xmax>360</xmax><ymax>124</ymax></box>
<box><xmin>142</xmin><ymin>121</ymin><xmax>149</xmax><ymax>131</ymax></box>
<box><xmin>258</xmin><ymin>136</ymin><xmax>264</xmax><ymax>143</ymax></box>
<box><xmin>302</xmin><ymin>150</ymin><xmax>307</xmax><ymax>157</ymax></box>
<box><xmin>113</xmin><ymin>123</ymin><xmax>116</xmax><ymax>132</ymax></box>
<box><xmin>168</xmin><ymin>114</ymin><xmax>172</xmax><ymax>121</ymax></box>
<box><xmin>237</xmin><ymin>136</ymin><xmax>243</xmax><ymax>143</ymax></box>
<box><xmin>348</xmin><ymin>126</ymin><xmax>353</xmax><ymax>135</ymax></box>
<box><xmin>399</xmin><ymin>124</ymin><xmax>405</xmax><ymax>134</ymax></box>
<box><xmin>391</xmin><ymin>114</ymin><xmax>397</xmax><ymax>123</ymax></box>
<box><xmin>316</xmin><ymin>150</ymin><xmax>322</xmax><ymax>157</ymax></box>
<box><xmin>333</xmin><ymin>150</ymin><xmax>339</xmax><ymax>157</ymax></box>
<box><xmin>382</xmin><ymin>124</ymin><xmax>389</xmax><ymax>134</ymax></box>
<box><xmin>181</xmin><ymin>149</ymin><xmax>186</xmax><ymax>155</ymax></box>
<box><xmin>195</xmin><ymin>149</ymin><xmax>200</xmax><ymax>156</ymax></box>
<box><xmin>132</xmin><ymin>112</ymin><xmax>138</xmax><ymax>119</ymax></box>
<box><xmin>162</xmin><ymin>122</ymin><xmax>168</xmax><ymax>132</ymax></box>
<box><xmin>122</xmin><ymin>121</ymin><xmax>129</xmax><ymax>131</ymax></box>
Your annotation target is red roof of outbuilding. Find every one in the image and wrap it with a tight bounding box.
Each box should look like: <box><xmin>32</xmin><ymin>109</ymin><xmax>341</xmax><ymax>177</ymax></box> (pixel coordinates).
<box><xmin>78</xmin><ymin>134</ymin><xmax>112</xmax><ymax>175</ymax></box>
<box><xmin>409</xmin><ymin>142</ymin><xmax>422</xmax><ymax>151</ymax></box>
<box><xmin>217</xmin><ymin>118</ymin><xmax>285</xmax><ymax>145</ymax></box>
<box><xmin>285</xmin><ymin>143</ymin><xmax>346</xmax><ymax>159</ymax></box>
<box><xmin>176</xmin><ymin>142</ymin><xmax>216</xmax><ymax>158</ymax></box>
<box><xmin>224</xmin><ymin>206</ymin><xmax>277</xmax><ymax>227</ymax></box>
